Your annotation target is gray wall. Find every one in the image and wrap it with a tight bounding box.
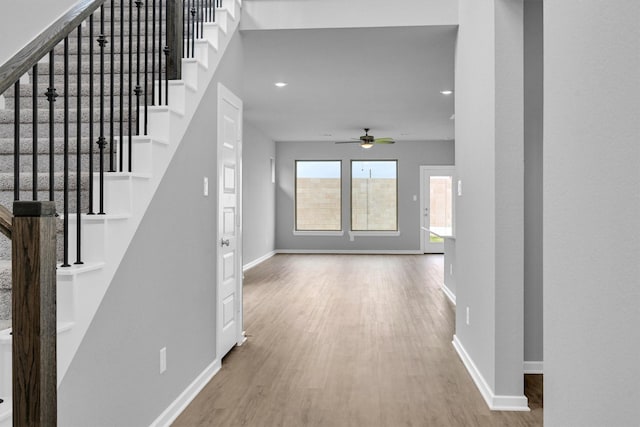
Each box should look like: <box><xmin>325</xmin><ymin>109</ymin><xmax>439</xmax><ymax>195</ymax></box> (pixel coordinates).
<box><xmin>0</xmin><ymin>0</ymin><xmax>79</xmax><ymax>66</ymax></box>
<box><xmin>523</xmin><ymin>0</ymin><xmax>543</xmax><ymax>365</ymax></box>
<box><xmin>57</xmin><ymin>30</ymin><xmax>244</xmax><ymax>426</ymax></box>
<box><xmin>544</xmin><ymin>1</ymin><xmax>640</xmax><ymax>425</ymax></box>
<box><xmin>454</xmin><ymin>0</ymin><xmax>524</xmax><ymax>397</ymax></box>
<box><xmin>275</xmin><ymin>140</ymin><xmax>454</xmax><ymax>251</ymax></box>
<box><xmin>242</xmin><ymin>121</ymin><xmax>276</xmax><ymax>266</ymax></box>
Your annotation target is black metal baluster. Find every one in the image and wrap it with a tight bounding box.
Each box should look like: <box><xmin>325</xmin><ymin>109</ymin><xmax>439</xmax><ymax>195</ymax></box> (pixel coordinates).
<box><xmin>195</xmin><ymin>0</ymin><xmax>200</xmax><ymax>39</ymax></box>
<box><xmin>13</xmin><ymin>82</ymin><xmax>19</xmax><ymax>202</ymax></box>
<box><xmin>152</xmin><ymin>0</ymin><xmax>156</xmax><ymax>106</ymax></box>
<box><xmin>163</xmin><ymin>45</ymin><xmax>169</xmax><ymax>106</ymax></box>
<box><xmin>46</xmin><ymin>51</ymin><xmax>57</xmax><ymax>202</ymax></box>
<box><xmin>89</xmin><ymin>15</ymin><xmax>95</xmax><ymax>213</ymax></box>
<box><xmin>158</xmin><ymin>0</ymin><xmax>163</xmax><ymax>105</ymax></box>
<box><xmin>200</xmin><ymin>0</ymin><xmax>204</xmax><ymax>38</ymax></box>
<box><xmin>120</xmin><ymin>1</ymin><xmax>125</xmax><ymax>172</ymax></box>
<box><xmin>186</xmin><ymin>0</ymin><xmax>191</xmax><ymax>58</ymax></box>
<box><xmin>63</xmin><ymin>36</ymin><xmax>70</xmax><ymax>267</ymax></box>
<box><xmin>32</xmin><ymin>65</ymin><xmax>38</xmax><ymax>201</ymax></box>
<box><xmin>144</xmin><ymin>0</ymin><xmax>149</xmax><ymax>135</ymax></box>
<box><xmin>135</xmin><ymin>0</ymin><xmax>142</xmax><ymax>136</ymax></box>
<box><xmin>191</xmin><ymin>5</ymin><xmax>196</xmax><ymax>58</ymax></box>
<box><xmin>76</xmin><ymin>26</ymin><xmax>83</xmax><ymax>265</ymax></box>
<box><xmin>98</xmin><ymin>6</ymin><xmax>107</xmax><ymax>215</ymax></box>
<box><xmin>184</xmin><ymin>0</ymin><xmax>188</xmax><ymax>57</ymax></box>
<box><xmin>128</xmin><ymin>0</ymin><xmax>133</xmax><ymax>170</ymax></box>
<box><xmin>110</xmin><ymin>0</ymin><xmax>115</xmax><ymax>172</ymax></box>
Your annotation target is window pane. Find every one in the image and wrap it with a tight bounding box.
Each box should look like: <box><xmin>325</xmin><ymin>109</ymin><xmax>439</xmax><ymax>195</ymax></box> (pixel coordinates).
<box><xmin>351</xmin><ymin>160</ymin><xmax>397</xmax><ymax>231</ymax></box>
<box><xmin>295</xmin><ymin>161</ymin><xmax>342</xmax><ymax>231</ymax></box>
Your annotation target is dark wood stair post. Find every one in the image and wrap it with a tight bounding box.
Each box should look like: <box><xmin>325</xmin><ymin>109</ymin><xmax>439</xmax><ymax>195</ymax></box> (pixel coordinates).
<box><xmin>167</xmin><ymin>0</ymin><xmax>183</xmax><ymax>80</ymax></box>
<box><xmin>12</xmin><ymin>201</ymin><xmax>57</xmax><ymax>427</ymax></box>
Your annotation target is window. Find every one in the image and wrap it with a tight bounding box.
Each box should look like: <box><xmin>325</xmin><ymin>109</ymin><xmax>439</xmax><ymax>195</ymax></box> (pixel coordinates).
<box><xmin>351</xmin><ymin>160</ymin><xmax>397</xmax><ymax>231</ymax></box>
<box><xmin>295</xmin><ymin>161</ymin><xmax>342</xmax><ymax>231</ymax></box>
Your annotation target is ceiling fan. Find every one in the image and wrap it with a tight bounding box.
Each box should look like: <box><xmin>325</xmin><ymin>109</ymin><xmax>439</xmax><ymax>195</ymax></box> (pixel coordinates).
<box><xmin>334</xmin><ymin>128</ymin><xmax>395</xmax><ymax>149</ymax></box>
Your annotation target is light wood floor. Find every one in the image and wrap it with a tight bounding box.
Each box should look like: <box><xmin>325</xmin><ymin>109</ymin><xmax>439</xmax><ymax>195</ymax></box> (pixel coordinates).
<box><xmin>174</xmin><ymin>254</ymin><xmax>543</xmax><ymax>426</ymax></box>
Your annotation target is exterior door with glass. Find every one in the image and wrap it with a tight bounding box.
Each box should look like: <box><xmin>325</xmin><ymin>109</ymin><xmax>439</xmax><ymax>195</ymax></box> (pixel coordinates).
<box><xmin>420</xmin><ymin>166</ymin><xmax>455</xmax><ymax>253</ymax></box>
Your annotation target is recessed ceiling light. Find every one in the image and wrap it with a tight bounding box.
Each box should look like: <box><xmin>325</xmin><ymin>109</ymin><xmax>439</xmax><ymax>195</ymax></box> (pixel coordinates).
<box><xmin>274</xmin><ymin>82</ymin><xmax>288</xmax><ymax>88</ymax></box>
<box><xmin>440</xmin><ymin>90</ymin><xmax>453</xmax><ymax>95</ymax></box>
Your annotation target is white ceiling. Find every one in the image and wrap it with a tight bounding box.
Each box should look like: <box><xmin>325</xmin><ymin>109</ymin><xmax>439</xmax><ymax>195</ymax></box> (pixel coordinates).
<box><xmin>241</xmin><ymin>25</ymin><xmax>457</xmax><ymax>143</ymax></box>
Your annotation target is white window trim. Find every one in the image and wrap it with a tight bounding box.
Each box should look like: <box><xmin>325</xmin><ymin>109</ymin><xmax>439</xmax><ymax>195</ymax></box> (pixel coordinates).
<box><xmin>348</xmin><ymin>230</ymin><xmax>401</xmax><ymax>241</ymax></box>
<box><xmin>293</xmin><ymin>230</ymin><xmax>345</xmax><ymax>236</ymax></box>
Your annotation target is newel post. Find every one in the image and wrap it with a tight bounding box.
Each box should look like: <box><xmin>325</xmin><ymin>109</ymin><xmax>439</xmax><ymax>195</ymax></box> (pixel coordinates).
<box><xmin>12</xmin><ymin>201</ymin><xmax>57</xmax><ymax>427</ymax></box>
<box><xmin>166</xmin><ymin>0</ymin><xmax>183</xmax><ymax>80</ymax></box>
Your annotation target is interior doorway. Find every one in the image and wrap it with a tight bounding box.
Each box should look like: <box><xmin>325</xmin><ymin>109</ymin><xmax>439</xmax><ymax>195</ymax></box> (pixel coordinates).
<box><xmin>420</xmin><ymin>166</ymin><xmax>455</xmax><ymax>254</ymax></box>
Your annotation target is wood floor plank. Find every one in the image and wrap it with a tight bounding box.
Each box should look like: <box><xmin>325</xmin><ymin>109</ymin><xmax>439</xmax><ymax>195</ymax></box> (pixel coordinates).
<box><xmin>173</xmin><ymin>254</ymin><xmax>543</xmax><ymax>427</ymax></box>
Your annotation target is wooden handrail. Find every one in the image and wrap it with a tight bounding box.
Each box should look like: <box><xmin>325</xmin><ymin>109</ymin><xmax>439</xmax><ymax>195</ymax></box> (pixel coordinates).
<box><xmin>0</xmin><ymin>204</ymin><xmax>12</xmax><ymax>239</ymax></box>
<box><xmin>0</xmin><ymin>0</ymin><xmax>106</xmax><ymax>95</ymax></box>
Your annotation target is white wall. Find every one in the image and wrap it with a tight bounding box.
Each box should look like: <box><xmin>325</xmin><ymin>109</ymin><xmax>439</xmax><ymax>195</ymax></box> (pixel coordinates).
<box><xmin>243</xmin><ymin>121</ymin><xmax>276</xmax><ymax>266</ymax></box>
<box><xmin>454</xmin><ymin>0</ymin><xmax>525</xmax><ymax>403</ymax></box>
<box><xmin>523</xmin><ymin>0</ymin><xmax>543</xmax><ymax>367</ymax></box>
<box><xmin>0</xmin><ymin>0</ymin><xmax>79</xmax><ymax>66</ymax></box>
<box><xmin>241</xmin><ymin>0</ymin><xmax>458</xmax><ymax>30</ymax></box>
<box><xmin>275</xmin><ymin>140</ymin><xmax>454</xmax><ymax>252</ymax></box>
<box><xmin>544</xmin><ymin>1</ymin><xmax>640</xmax><ymax>425</ymax></box>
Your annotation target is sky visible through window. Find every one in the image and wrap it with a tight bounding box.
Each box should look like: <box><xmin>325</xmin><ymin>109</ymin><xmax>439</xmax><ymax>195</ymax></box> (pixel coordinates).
<box><xmin>296</xmin><ymin>161</ymin><xmax>341</xmax><ymax>178</ymax></box>
<box><xmin>352</xmin><ymin>161</ymin><xmax>396</xmax><ymax>179</ymax></box>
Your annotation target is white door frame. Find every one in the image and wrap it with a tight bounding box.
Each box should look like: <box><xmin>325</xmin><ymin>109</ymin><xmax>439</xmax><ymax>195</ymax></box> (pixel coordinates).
<box><xmin>216</xmin><ymin>83</ymin><xmax>245</xmax><ymax>362</ymax></box>
<box><xmin>420</xmin><ymin>166</ymin><xmax>456</xmax><ymax>253</ymax></box>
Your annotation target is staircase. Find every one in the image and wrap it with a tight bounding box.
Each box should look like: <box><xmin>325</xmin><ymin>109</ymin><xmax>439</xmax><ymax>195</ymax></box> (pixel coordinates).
<box><xmin>0</xmin><ymin>0</ymin><xmax>241</xmax><ymax>424</ymax></box>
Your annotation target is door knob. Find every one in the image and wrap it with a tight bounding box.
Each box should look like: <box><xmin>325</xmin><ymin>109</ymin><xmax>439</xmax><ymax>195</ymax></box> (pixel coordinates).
<box><xmin>221</xmin><ymin>239</ymin><xmax>230</xmax><ymax>247</ymax></box>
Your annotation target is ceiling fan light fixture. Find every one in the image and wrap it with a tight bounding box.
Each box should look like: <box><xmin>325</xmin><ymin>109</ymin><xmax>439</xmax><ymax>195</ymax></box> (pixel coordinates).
<box><xmin>274</xmin><ymin>82</ymin><xmax>288</xmax><ymax>88</ymax></box>
<box><xmin>361</xmin><ymin>142</ymin><xmax>374</xmax><ymax>149</ymax></box>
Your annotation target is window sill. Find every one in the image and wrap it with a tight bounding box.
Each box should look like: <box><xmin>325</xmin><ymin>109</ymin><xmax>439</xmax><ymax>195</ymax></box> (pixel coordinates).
<box><xmin>293</xmin><ymin>230</ymin><xmax>345</xmax><ymax>237</ymax></box>
<box><xmin>348</xmin><ymin>230</ymin><xmax>401</xmax><ymax>241</ymax></box>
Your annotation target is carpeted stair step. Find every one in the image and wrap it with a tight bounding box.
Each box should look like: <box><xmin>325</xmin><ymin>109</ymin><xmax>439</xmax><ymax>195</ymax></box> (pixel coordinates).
<box><xmin>38</xmin><ymin>57</ymin><xmax>165</xmax><ymax>75</ymax></box>
<box><xmin>0</xmin><ymin>120</ymin><xmax>138</xmax><ymax>139</ymax></box>
<box><xmin>1</xmin><ymin>94</ymin><xmax>128</xmax><ymax>110</ymax></box>
<box><xmin>0</xmin><ymin>137</ymin><xmax>93</xmax><ymax>154</ymax></box>
<box><xmin>0</xmin><ymin>107</ymin><xmax>133</xmax><ymax>125</ymax></box>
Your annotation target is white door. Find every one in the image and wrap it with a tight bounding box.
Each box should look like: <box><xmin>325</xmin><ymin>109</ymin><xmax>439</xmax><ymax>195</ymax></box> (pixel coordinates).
<box><xmin>217</xmin><ymin>83</ymin><xmax>244</xmax><ymax>360</ymax></box>
<box><xmin>420</xmin><ymin>166</ymin><xmax>455</xmax><ymax>253</ymax></box>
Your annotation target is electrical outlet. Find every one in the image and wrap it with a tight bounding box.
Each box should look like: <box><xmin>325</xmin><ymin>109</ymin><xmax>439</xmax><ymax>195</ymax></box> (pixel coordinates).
<box><xmin>457</xmin><ymin>180</ymin><xmax>463</xmax><ymax>196</ymax></box>
<box><xmin>466</xmin><ymin>307</ymin><xmax>470</xmax><ymax>325</ymax></box>
<box><xmin>203</xmin><ymin>177</ymin><xmax>209</xmax><ymax>196</ymax></box>
<box><xmin>450</xmin><ymin>263</ymin><xmax>453</xmax><ymax>276</ymax></box>
<box><xmin>160</xmin><ymin>347</ymin><xmax>167</xmax><ymax>374</ymax></box>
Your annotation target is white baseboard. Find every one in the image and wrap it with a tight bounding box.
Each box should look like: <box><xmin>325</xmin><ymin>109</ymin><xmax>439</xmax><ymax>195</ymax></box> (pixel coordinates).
<box><xmin>452</xmin><ymin>335</ymin><xmax>530</xmax><ymax>412</ymax></box>
<box><xmin>523</xmin><ymin>361</ymin><xmax>543</xmax><ymax>374</ymax></box>
<box><xmin>243</xmin><ymin>250</ymin><xmax>276</xmax><ymax>272</ymax></box>
<box><xmin>441</xmin><ymin>284</ymin><xmax>456</xmax><ymax>305</ymax></box>
<box><xmin>149</xmin><ymin>359</ymin><xmax>221</xmax><ymax>427</ymax></box>
<box><xmin>275</xmin><ymin>249</ymin><xmax>423</xmax><ymax>255</ymax></box>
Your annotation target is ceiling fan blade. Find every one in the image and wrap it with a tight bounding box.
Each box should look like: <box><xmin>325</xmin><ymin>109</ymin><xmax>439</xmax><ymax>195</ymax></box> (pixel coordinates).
<box><xmin>374</xmin><ymin>138</ymin><xmax>395</xmax><ymax>144</ymax></box>
<box><xmin>334</xmin><ymin>141</ymin><xmax>362</xmax><ymax>144</ymax></box>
